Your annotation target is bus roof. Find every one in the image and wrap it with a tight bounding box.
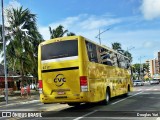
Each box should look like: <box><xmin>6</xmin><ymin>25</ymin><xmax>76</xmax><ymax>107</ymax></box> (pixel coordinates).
<box><xmin>83</xmin><ymin>36</ymin><xmax>130</xmax><ymax>60</ymax></box>
<box><xmin>40</xmin><ymin>35</ymin><xmax>130</xmax><ymax>60</ymax></box>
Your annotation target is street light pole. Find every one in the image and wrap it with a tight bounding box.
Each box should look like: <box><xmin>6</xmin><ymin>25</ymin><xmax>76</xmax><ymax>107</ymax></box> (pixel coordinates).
<box><xmin>95</xmin><ymin>28</ymin><xmax>111</xmax><ymax>45</ymax></box>
<box><xmin>1</xmin><ymin>0</ymin><xmax>8</xmax><ymax>104</ymax></box>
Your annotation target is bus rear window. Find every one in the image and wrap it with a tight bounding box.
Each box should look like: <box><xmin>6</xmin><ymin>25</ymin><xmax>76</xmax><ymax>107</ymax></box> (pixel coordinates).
<box><xmin>41</xmin><ymin>40</ymin><xmax>78</xmax><ymax>60</ymax></box>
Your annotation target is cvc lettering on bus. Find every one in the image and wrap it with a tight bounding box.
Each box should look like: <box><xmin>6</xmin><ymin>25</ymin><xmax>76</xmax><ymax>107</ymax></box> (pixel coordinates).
<box><xmin>53</xmin><ymin>74</ymin><xmax>66</xmax><ymax>87</ymax></box>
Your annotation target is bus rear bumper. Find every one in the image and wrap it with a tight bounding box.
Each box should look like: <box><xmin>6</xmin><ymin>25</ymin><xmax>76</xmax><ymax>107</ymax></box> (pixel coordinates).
<box><xmin>40</xmin><ymin>94</ymin><xmax>88</xmax><ymax>103</ymax></box>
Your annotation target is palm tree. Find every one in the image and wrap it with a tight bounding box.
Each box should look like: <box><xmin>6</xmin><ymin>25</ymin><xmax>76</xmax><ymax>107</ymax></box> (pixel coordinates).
<box><xmin>112</xmin><ymin>42</ymin><xmax>122</xmax><ymax>51</ymax></box>
<box><xmin>67</xmin><ymin>32</ymin><xmax>76</xmax><ymax>36</ymax></box>
<box><xmin>124</xmin><ymin>50</ymin><xmax>132</xmax><ymax>61</ymax></box>
<box><xmin>112</xmin><ymin>42</ymin><xmax>125</xmax><ymax>55</ymax></box>
<box><xmin>49</xmin><ymin>25</ymin><xmax>68</xmax><ymax>39</ymax></box>
<box><xmin>3</xmin><ymin>6</ymin><xmax>43</xmax><ymax>81</ymax></box>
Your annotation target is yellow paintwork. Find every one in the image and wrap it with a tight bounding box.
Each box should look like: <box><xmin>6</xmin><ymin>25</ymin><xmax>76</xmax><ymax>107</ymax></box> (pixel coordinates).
<box><xmin>38</xmin><ymin>36</ymin><xmax>133</xmax><ymax>103</ymax></box>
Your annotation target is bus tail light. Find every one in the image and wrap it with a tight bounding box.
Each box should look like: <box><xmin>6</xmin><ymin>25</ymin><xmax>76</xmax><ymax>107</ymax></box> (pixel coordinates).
<box><xmin>38</xmin><ymin>80</ymin><xmax>43</xmax><ymax>94</ymax></box>
<box><xmin>80</xmin><ymin>76</ymin><xmax>88</xmax><ymax>92</ymax></box>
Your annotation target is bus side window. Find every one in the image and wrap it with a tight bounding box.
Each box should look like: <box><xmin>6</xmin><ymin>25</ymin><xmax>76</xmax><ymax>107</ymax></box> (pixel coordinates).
<box><xmin>101</xmin><ymin>53</ymin><xmax>113</xmax><ymax>66</ymax></box>
<box><xmin>111</xmin><ymin>53</ymin><xmax>118</xmax><ymax>67</ymax></box>
<box><xmin>117</xmin><ymin>54</ymin><xmax>125</xmax><ymax>68</ymax></box>
<box><xmin>85</xmin><ymin>41</ymin><xmax>98</xmax><ymax>63</ymax></box>
<box><xmin>125</xmin><ymin>59</ymin><xmax>130</xmax><ymax>69</ymax></box>
<box><xmin>90</xmin><ymin>53</ymin><xmax>94</xmax><ymax>58</ymax></box>
<box><xmin>87</xmin><ymin>43</ymin><xmax>93</xmax><ymax>52</ymax></box>
<box><xmin>103</xmin><ymin>61</ymin><xmax>112</xmax><ymax>66</ymax></box>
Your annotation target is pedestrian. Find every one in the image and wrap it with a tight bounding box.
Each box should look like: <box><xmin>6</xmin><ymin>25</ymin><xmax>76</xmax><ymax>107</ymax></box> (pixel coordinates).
<box><xmin>21</xmin><ymin>85</ymin><xmax>25</xmax><ymax>98</ymax></box>
<box><xmin>26</xmin><ymin>84</ymin><xmax>31</xmax><ymax>98</ymax></box>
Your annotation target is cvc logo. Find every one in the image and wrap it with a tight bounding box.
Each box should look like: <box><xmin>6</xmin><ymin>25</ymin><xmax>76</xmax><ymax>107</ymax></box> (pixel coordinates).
<box><xmin>54</xmin><ymin>74</ymin><xmax>66</xmax><ymax>87</ymax></box>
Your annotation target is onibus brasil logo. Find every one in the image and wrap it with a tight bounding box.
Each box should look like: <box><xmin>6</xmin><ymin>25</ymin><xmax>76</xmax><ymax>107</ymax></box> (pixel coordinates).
<box><xmin>53</xmin><ymin>74</ymin><xmax>66</xmax><ymax>87</ymax></box>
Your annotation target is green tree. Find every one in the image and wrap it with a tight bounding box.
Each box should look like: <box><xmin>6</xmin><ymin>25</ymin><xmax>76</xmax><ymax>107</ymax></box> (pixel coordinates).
<box><xmin>132</xmin><ymin>64</ymin><xmax>140</xmax><ymax>74</ymax></box>
<box><xmin>112</xmin><ymin>42</ymin><xmax>122</xmax><ymax>51</ymax></box>
<box><xmin>3</xmin><ymin>7</ymin><xmax>43</xmax><ymax>80</ymax></box>
<box><xmin>49</xmin><ymin>25</ymin><xmax>68</xmax><ymax>39</ymax></box>
<box><xmin>124</xmin><ymin>50</ymin><xmax>132</xmax><ymax>61</ymax></box>
<box><xmin>142</xmin><ymin>63</ymin><xmax>149</xmax><ymax>74</ymax></box>
<box><xmin>112</xmin><ymin>42</ymin><xmax>125</xmax><ymax>55</ymax></box>
<box><xmin>132</xmin><ymin>63</ymin><xmax>148</xmax><ymax>80</ymax></box>
<box><xmin>67</xmin><ymin>32</ymin><xmax>76</xmax><ymax>36</ymax></box>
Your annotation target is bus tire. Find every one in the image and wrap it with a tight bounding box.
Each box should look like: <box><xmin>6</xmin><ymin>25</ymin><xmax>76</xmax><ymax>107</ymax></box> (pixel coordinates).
<box><xmin>102</xmin><ymin>89</ymin><xmax>110</xmax><ymax>105</ymax></box>
<box><xmin>43</xmin><ymin>102</ymin><xmax>51</xmax><ymax>104</ymax></box>
<box><xmin>67</xmin><ymin>103</ymin><xmax>80</xmax><ymax>107</ymax></box>
<box><xmin>124</xmin><ymin>85</ymin><xmax>130</xmax><ymax>97</ymax></box>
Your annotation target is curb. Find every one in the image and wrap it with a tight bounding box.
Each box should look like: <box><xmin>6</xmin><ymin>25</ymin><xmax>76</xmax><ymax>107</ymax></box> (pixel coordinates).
<box><xmin>0</xmin><ymin>99</ymin><xmax>40</xmax><ymax>108</ymax></box>
<box><xmin>0</xmin><ymin>95</ymin><xmax>39</xmax><ymax>102</ymax></box>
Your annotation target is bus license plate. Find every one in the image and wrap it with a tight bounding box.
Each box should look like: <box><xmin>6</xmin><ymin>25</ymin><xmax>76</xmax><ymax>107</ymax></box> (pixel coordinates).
<box><xmin>58</xmin><ymin>92</ymin><xmax>65</xmax><ymax>95</ymax></box>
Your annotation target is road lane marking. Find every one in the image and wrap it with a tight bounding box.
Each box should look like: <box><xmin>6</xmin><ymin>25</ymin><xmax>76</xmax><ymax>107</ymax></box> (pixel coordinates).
<box><xmin>154</xmin><ymin>89</ymin><xmax>158</xmax><ymax>91</ymax></box>
<box><xmin>111</xmin><ymin>91</ymin><xmax>143</xmax><ymax>105</ymax></box>
<box><xmin>156</xmin><ymin>117</ymin><xmax>160</xmax><ymax>120</ymax></box>
<box><xmin>73</xmin><ymin>91</ymin><xmax>144</xmax><ymax>120</ymax></box>
<box><xmin>138</xmin><ymin>89</ymin><xmax>142</xmax><ymax>91</ymax></box>
<box><xmin>73</xmin><ymin>110</ymin><xmax>98</xmax><ymax>120</ymax></box>
<box><xmin>45</xmin><ymin>104</ymin><xmax>70</xmax><ymax>111</ymax></box>
<box><xmin>147</xmin><ymin>89</ymin><xmax>152</xmax><ymax>91</ymax></box>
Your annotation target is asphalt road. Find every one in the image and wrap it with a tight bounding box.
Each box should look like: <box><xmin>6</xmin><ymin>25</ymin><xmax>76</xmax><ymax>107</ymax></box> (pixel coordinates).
<box><xmin>0</xmin><ymin>84</ymin><xmax>160</xmax><ymax>120</ymax></box>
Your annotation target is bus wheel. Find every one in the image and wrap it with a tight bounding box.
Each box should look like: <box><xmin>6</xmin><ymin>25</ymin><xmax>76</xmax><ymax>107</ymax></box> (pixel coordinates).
<box><xmin>124</xmin><ymin>85</ymin><xmax>130</xmax><ymax>97</ymax></box>
<box><xmin>102</xmin><ymin>90</ymin><xmax>110</xmax><ymax>105</ymax></box>
<box><xmin>67</xmin><ymin>103</ymin><xmax>80</xmax><ymax>107</ymax></box>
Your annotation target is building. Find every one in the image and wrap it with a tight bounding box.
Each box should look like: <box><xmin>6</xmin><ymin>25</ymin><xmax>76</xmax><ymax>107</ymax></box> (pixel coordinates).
<box><xmin>158</xmin><ymin>51</ymin><xmax>160</xmax><ymax>73</ymax></box>
<box><xmin>0</xmin><ymin>64</ymin><xmax>36</xmax><ymax>95</ymax></box>
<box><xmin>0</xmin><ymin>64</ymin><xmax>17</xmax><ymax>95</ymax></box>
<box><xmin>148</xmin><ymin>58</ymin><xmax>159</xmax><ymax>78</ymax></box>
<box><xmin>147</xmin><ymin>51</ymin><xmax>160</xmax><ymax>79</ymax></box>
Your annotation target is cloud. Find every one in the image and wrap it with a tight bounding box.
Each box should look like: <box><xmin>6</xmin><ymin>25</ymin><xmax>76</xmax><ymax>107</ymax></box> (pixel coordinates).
<box><xmin>5</xmin><ymin>0</ymin><xmax>21</xmax><ymax>9</ymax></box>
<box><xmin>38</xmin><ymin>14</ymin><xmax>160</xmax><ymax>64</ymax></box>
<box><xmin>38</xmin><ymin>26</ymin><xmax>50</xmax><ymax>40</ymax></box>
<box><xmin>4</xmin><ymin>0</ymin><xmax>21</xmax><ymax>26</ymax></box>
<box><xmin>140</xmin><ymin>0</ymin><xmax>160</xmax><ymax>20</ymax></box>
<box><xmin>95</xmin><ymin>28</ymin><xmax>160</xmax><ymax>63</ymax></box>
<box><xmin>38</xmin><ymin>14</ymin><xmax>122</xmax><ymax>40</ymax></box>
<box><xmin>79</xmin><ymin>16</ymin><xmax>121</xmax><ymax>30</ymax></box>
<box><xmin>49</xmin><ymin>15</ymin><xmax>82</xmax><ymax>29</ymax></box>
<box><xmin>143</xmin><ymin>41</ymin><xmax>153</xmax><ymax>48</ymax></box>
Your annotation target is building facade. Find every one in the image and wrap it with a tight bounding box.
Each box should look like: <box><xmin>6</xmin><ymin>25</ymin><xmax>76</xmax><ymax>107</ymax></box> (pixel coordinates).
<box><xmin>148</xmin><ymin>58</ymin><xmax>159</xmax><ymax>78</ymax></box>
<box><xmin>158</xmin><ymin>52</ymin><xmax>160</xmax><ymax>73</ymax></box>
<box><xmin>148</xmin><ymin>51</ymin><xmax>160</xmax><ymax>78</ymax></box>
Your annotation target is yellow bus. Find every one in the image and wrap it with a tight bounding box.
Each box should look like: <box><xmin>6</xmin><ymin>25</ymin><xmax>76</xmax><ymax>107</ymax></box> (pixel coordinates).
<box><xmin>38</xmin><ymin>36</ymin><xmax>133</xmax><ymax>106</ymax></box>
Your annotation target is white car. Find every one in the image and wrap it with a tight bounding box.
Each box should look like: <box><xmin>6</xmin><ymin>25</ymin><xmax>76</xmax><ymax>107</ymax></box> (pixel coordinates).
<box><xmin>150</xmin><ymin>79</ymin><xmax>159</xmax><ymax>85</ymax></box>
<box><xmin>133</xmin><ymin>80</ymin><xmax>144</xmax><ymax>86</ymax></box>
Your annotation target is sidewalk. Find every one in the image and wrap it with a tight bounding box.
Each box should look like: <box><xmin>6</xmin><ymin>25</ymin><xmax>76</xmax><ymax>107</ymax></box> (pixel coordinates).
<box><xmin>0</xmin><ymin>90</ymin><xmax>40</xmax><ymax>106</ymax></box>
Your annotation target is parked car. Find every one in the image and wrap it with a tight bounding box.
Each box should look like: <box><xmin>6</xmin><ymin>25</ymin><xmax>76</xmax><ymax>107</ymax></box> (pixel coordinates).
<box><xmin>150</xmin><ymin>79</ymin><xmax>159</xmax><ymax>85</ymax></box>
<box><xmin>133</xmin><ymin>80</ymin><xmax>144</xmax><ymax>86</ymax></box>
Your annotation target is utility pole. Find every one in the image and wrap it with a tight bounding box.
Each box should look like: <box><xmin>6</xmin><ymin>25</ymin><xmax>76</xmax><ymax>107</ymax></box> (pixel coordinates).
<box><xmin>95</xmin><ymin>28</ymin><xmax>111</xmax><ymax>45</ymax></box>
<box><xmin>1</xmin><ymin>0</ymin><xmax>8</xmax><ymax>104</ymax></box>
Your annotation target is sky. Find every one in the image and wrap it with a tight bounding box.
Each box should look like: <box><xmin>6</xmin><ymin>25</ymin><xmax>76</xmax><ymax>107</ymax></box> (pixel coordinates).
<box><xmin>2</xmin><ymin>0</ymin><xmax>160</xmax><ymax>64</ymax></box>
